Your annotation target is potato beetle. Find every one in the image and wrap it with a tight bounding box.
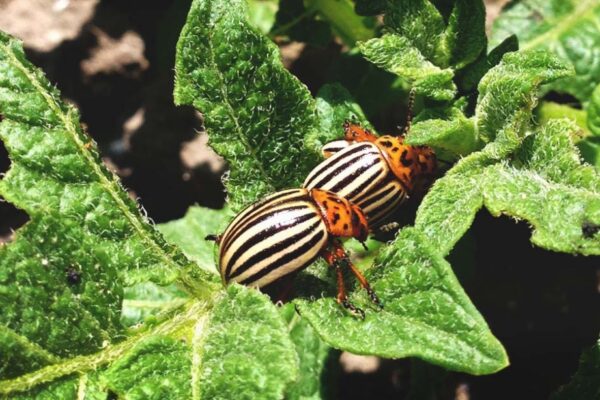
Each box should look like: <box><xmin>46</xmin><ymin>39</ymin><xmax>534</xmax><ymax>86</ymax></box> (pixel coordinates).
<box><xmin>303</xmin><ymin>121</ymin><xmax>436</xmax><ymax>228</ymax></box>
<box><xmin>208</xmin><ymin>188</ymin><xmax>381</xmax><ymax>317</ymax></box>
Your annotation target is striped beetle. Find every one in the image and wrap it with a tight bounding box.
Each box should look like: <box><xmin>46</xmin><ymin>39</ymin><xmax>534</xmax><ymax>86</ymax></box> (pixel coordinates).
<box><xmin>303</xmin><ymin>121</ymin><xmax>436</xmax><ymax>228</ymax></box>
<box><xmin>209</xmin><ymin>188</ymin><xmax>381</xmax><ymax>317</ymax></box>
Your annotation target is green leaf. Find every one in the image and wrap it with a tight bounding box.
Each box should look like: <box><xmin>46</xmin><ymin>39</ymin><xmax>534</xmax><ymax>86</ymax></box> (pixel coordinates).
<box><xmin>193</xmin><ymin>285</ymin><xmax>299</xmax><ymax>400</ymax></box>
<box><xmin>482</xmin><ymin>120</ymin><xmax>600</xmax><ymax>255</ymax></box>
<box><xmin>103</xmin><ymin>336</ymin><xmax>193</xmax><ymax>399</ymax></box>
<box><xmin>158</xmin><ymin>206</ymin><xmax>233</xmax><ymax>276</ymax></box>
<box><xmin>537</xmin><ymin>101</ymin><xmax>589</xmax><ymax>137</ymax></box>
<box><xmin>383</xmin><ymin>0</ymin><xmax>446</xmax><ymax>65</ymax></box>
<box><xmin>0</xmin><ymin>31</ymin><xmax>211</xmax><ymax>380</ymax></box>
<box><xmin>406</xmin><ymin>107</ymin><xmax>479</xmax><ymax>158</ymax></box>
<box><xmin>587</xmin><ymin>83</ymin><xmax>600</xmax><ymax>136</ymax></box>
<box><xmin>281</xmin><ymin>304</ymin><xmax>334</xmax><ymax>400</ymax></box>
<box><xmin>174</xmin><ymin>0</ymin><xmax>320</xmax><ymax>211</ymax></box>
<box><xmin>414</xmin><ymin>170</ymin><xmax>484</xmax><ymax>257</ymax></box>
<box><xmin>305</xmin><ymin>0</ymin><xmax>376</xmax><ymax>46</ymax></box>
<box><xmin>551</xmin><ymin>337</ymin><xmax>600</xmax><ymax>400</ymax></box>
<box><xmin>295</xmin><ymin>228</ymin><xmax>508</xmax><ymax>375</ymax></box>
<box><xmin>441</xmin><ymin>0</ymin><xmax>486</xmax><ymax>69</ymax></box>
<box><xmin>248</xmin><ymin>0</ymin><xmax>279</xmax><ymax>34</ymax></box>
<box><xmin>490</xmin><ymin>0</ymin><xmax>600</xmax><ymax>104</ymax></box>
<box><xmin>476</xmin><ymin>50</ymin><xmax>573</xmax><ymax>143</ymax></box>
<box><xmin>456</xmin><ymin>34</ymin><xmax>519</xmax><ymax>93</ymax></box>
<box><xmin>358</xmin><ymin>34</ymin><xmax>456</xmax><ymax>101</ymax></box>
<box><xmin>305</xmin><ymin>83</ymin><xmax>374</xmax><ymax>157</ymax></box>
<box><xmin>120</xmin><ymin>283</ymin><xmax>188</xmax><ymax>328</ymax></box>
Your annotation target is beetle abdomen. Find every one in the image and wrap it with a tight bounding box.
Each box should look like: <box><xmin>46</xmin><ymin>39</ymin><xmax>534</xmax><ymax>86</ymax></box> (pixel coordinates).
<box><xmin>219</xmin><ymin>189</ymin><xmax>328</xmax><ymax>288</ymax></box>
<box><xmin>303</xmin><ymin>142</ymin><xmax>405</xmax><ymax>225</ymax></box>
<box><xmin>353</xmin><ymin>177</ymin><xmax>406</xmax><ymax>227</ymax></box>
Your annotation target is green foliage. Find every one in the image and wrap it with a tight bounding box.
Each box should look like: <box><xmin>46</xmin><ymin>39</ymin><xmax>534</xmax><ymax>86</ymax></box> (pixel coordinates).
<box><xmin>174</xmin><ymin>0</ymin><xmax>320</xmax><ymax>211</ymax></box>
<box><xmin>359</xmin><ymin>34</ymin><xmax>456</xmax><ymax>101</ymax></box>
<box><xmin>0</xmin><ymin>30</ymin><xmax>209</xmax><ymax>381</ymax></box>
<box><xmin>491</xmin><ymin>0</ymin><xmax>600</xmax><ymax>104</ymax></box>
<box><xmin>158</xmin><ymin>206</ymin><xmax>233</xmax><ymax>276</ymax></box>
<box><xmin>305</xmin><ymin>83</ymin><xmax>375</xmax><ymax>157</ymax></box>
<box><xmin>271</xmin><ymin>0</ymin><xmax>332</xmax><ymax>46</ymax></box>
<box><xmin>1</xmin><ymin>0</ymin><xmax>599</xmax><ymax>397</ymax></box>
<box><xmin>551</xmin><ymin>337</ymin><xmax>600</xmax><ymax>400</ymax></box>
<box><xmin>192</xmin><ymin>285</ymin><xmax>298</xmax><ymax>400</ymax></box>
<box><xmin>280</xmin><ymin>303</ymin><xmax>334</xmax><ymax>400</ymax></box>
<box><xmin>296</xmin><ymin>228</ymin><xmax>508</xmax><ymax>375</ymax></box>
<box><xmin>103</xmin><ymin>336</ymin><xmax>193</xmax><ymax>399</ymax></box>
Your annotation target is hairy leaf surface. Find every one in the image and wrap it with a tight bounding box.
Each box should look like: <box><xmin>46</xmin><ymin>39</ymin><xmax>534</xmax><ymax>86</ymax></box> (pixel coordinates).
<box><xmin>174</xmin><ymin>0</ymin><xmax>320</xmax><ymax>210</ymax></box>
<box><xmin>490</xmin><ymin>0</ymin><xmax>600</xmax><ymax>103</ymax></box>
<box><xmin>0</xmin><ymin>31</ymin><xmax>207</xmax><ymax>380</ymax></box>
<box><xmin>359</xmin><ymin>34</ymin><xmax>456</xmax><ymax>101</ymax></box>
<box><xmin>296</xmin><ymin>228</ymin><xmax>508</xmax><ymax>375</ymax></box>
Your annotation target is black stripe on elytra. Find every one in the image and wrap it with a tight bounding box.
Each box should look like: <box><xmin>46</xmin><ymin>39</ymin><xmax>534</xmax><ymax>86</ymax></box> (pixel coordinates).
<box><xmin>357</xmin><ymin>183</ymin><xmax>397</xmax><ymax>210</ymax></box>
<box><xmin>304</xmin><ymin>144</ymin><xmax>371</xmax><ymax>187</ymax></box>
<box><xmin>369</xmin><ymin>196</ymin><xmax>403</xmax><ymax>226</ymax></box>
<box><xmin>338</xmin><ymin>162</ymin><xmax>387</xmax><ymax>200</ymax></box>
<box><xmin>310</xmin><ymin>150</ymin><xmax>380</xmax><ymax>191</ymax></box>
<box><xmin>222</xmin><ymin>192</ymin><xmax>309</xmax><ymax>250</ymax></box>
<box><xmin>224</xmin><ymin>211</ymin><xmax>316</xmax><ymax>277</ymax></box>
<box><xmin>239</xmin><ymin>229</ymin><xmax>326</xmax><ymax>286</ymax></box>
<box><xmin>228</xmin><ymin>219</ymin><xmax>322</xmax><ymax>280</ymax></box>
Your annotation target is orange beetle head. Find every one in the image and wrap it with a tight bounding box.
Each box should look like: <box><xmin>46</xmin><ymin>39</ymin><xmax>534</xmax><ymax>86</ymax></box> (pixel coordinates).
<box><xmin>375</xmin><ymin>135</ymin><xmax>436</xmax><ymax>192</ymax></box>
<box><xmin>310</xmin><ymin>189</ymin><xmax>370</xmax><ymax>242</ymax></box>
<box><xmin>343</xmin><ymin>121</ymin><xmax>378</xmax><ymax>143</ymax></box>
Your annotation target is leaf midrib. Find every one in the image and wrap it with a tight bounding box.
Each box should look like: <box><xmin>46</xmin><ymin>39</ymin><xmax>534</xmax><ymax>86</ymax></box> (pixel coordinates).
<box><xmin>0</xmin><ymin>300</ymin><xmax>212</xmax><ymax>395</ymax></box>
<box><xmin>204</xmin><ymin>14</ymin><xmax>276</xmax><ymax>195</ymax></box>
<box><xmin>0</xmin><ymin>40</ymin><xmax>189</xmax><ymax>276</ymax></box>
<box><xmin>521</xmin><ymin>0</ymin><xmax>599</xmax><ymax>50</ymax></box>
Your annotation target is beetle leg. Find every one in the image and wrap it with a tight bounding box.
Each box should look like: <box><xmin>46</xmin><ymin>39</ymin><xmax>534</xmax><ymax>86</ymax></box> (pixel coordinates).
<box><xmin>322</xmin><ymin>244</ymin><xmax>365</xmax><ymax>318</ymax></box>
<box><xmin>335</xmin><ymin>265</ymin><xmax>365</xmax><ymax>319</ymax></box>
<box><xmin>205</xmin><ymin>234</ymin><xmax>221</xmax><ymax>243</ymax></box>
<box><xmin>330</xmin><ymin>241</ymin><xmax>383</xmax><ymax>310</ymax></box>
<box><xmin>322</xmin><ymin>241</ymin><xmax>382</xmax><ymax>313</ymax></box>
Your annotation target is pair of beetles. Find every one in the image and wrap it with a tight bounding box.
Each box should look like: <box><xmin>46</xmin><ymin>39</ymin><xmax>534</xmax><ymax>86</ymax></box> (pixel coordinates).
<box><xmin>208</xmin><ymin>114</ymin><xmax>436</xmax><ymax>318</ymax></box>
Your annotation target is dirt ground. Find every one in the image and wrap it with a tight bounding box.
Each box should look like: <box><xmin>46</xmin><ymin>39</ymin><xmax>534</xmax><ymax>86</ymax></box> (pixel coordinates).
<box><xmin>0</xmin><ymin>1</ymin><xmax>598</xmax><ymax>399</ymax></box>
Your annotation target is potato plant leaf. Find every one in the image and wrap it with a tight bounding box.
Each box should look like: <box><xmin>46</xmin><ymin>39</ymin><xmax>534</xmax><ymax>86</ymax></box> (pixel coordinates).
<box><xmin>305</xmin><ymin>83</ymin><xmax>374</xmax><ymax>158</ymax></box>
<box><xmin>158</xmin><ymin>206</ymin><xmax>233</xmax><ymax>276</ymax></box>
<box><xmin>191</xmin><ymin>285</ymin><xmax>299</xmax><ymax>400</ymax></box>
<box><xmin>490</xmin><ymin>0</ymin><xmax>600</xmax><ymax>104</ymax></box>
<box><xmin>0</xmin><ymin>30</ymin><xmax>214</xmax><ymax>381</ymax></box>
<box><xmin>358</xmin><ymin>34</ymin><xmax>456</xmax><ymax>101</ymax></box>
<box><xmin>174</xmin><ymin>0</ymin><xmax>321</xmax><ymax>211</ymax></box>
<box><xmin>551</xmin><ymin>337</ymin><xmax>600</xmax><ymax>400</ymax></box>
<box><xmin>280</xmin><ymin>303</ymin><xmax>334</xmax><ymax>400</ymax></box>
<box><xmin>295</xmin><ymin>228</ymin><xmax>509</xmax><ymax>375</ymax></box>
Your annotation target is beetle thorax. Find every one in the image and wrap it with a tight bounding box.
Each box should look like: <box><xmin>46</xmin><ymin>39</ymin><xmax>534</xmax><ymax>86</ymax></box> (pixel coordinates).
<box><xmin>374</xmin><ymin>135</ymin><xmax>436</xmax><ymax>192</ymax></box>
<box><xmin>309</xmin><ymin>189</ymin><xmax>369</xmax><ymax>242</ymax></box>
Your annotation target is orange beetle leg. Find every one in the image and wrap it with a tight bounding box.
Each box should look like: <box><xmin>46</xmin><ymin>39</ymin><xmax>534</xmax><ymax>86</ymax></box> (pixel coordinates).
<box><xmin>343</xmin><ymin>120</ymin><xmax>378</xmax><ymax>143</ymax></box>
<box><xmin>330</xmin><ymin>240</ymin><xmax>383</xmax><ymax>309</ymax></box>
<box><xmin>322</xmin><ymin>244</ymin><xmax>365</xmax><ymax>319</ymax></box>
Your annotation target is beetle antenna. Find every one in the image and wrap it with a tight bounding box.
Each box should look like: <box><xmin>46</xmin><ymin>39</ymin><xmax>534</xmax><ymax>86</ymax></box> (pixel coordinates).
<box><xmin>402</xmin><ymin>88</ymin><xmax>416</xmax><ymax>136</ymax></box>
<box><xmin>361</xmin><ymin>241</ymin><xmax>369</xmax><ymax>251</ymax></box>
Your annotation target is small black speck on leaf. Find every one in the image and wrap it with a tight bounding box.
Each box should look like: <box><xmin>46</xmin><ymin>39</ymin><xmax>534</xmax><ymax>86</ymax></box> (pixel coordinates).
<box><xmin>582</xmin><ymin>221</ymin><xmax>600</xmax><ymax>238</ymax></box>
